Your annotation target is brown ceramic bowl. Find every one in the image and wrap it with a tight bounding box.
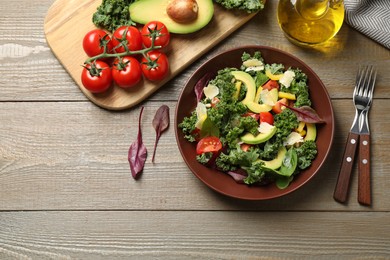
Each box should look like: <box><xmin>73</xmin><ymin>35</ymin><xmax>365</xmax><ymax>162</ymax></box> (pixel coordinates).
<box><xmin>175</xmin><ymin>45</ymin><xmax>334</xmax><ymax>200</ymax></box>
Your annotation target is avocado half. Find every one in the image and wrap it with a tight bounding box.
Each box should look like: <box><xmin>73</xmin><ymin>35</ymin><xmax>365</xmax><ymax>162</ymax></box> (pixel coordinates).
<box><xmin>129</xmin><ymin>0</ymin><xmax>214</xmax><ymax>34</ymax></box>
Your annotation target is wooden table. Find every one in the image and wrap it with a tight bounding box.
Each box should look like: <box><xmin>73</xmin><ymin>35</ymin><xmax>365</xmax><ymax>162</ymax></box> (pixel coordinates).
<box><xmin>1</xmin><ymin>0</ymin><xmax>389</xmax><ymax>258</ymax></box>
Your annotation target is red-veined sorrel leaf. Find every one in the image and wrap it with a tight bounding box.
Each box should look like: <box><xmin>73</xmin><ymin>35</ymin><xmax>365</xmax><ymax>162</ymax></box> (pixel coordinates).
<box><xmin>152</xmin><ymin>105</ymin><xmax>170</xmax><ymax>162</ymax></box>
<box><xmin>283</xmin><ymin>104</ymin><xmax>325</xmax><ymax>124</ymax></box>
<box><xmin>227</xmin><ymin>169</ymin><xmax>248</xmax><ymax>184</ymax></box>
<box><xmin>195</xmin><ymin>72</ymin><xmax>214</xmax><ymax>102</ymax></box>
<box><xmin>128</xmin><ymin>106</ymin><xmax>147</xmax><ymax>179</ymax></box>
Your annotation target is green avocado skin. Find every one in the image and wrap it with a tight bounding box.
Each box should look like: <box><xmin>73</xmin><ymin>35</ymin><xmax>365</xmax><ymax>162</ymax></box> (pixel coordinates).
<box><xmin>129</xmin><ymin>0</ymin><xmax>214</xmax><ymax>34</ymax></box>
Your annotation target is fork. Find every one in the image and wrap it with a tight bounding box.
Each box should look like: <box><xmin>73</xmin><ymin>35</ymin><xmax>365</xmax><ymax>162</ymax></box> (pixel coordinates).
<box><xmin>357</xmin><ymin>66</ymin><xmax>377</xmax><ymax>205</ymax></box>
<box><xmin>333</xmin><ymin>65</ymin><xmax>376</xmax><ymax>204</ymax></box>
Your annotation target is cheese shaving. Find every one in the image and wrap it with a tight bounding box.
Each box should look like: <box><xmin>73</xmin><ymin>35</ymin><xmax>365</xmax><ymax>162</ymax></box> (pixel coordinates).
<box><xmin>279</xmin><ymin>70</ymin><xmax>295</xmax><ymax>88</ymax></box>
<box><xmin>203</xmin><ymin>84</ymin><xmax>219</xmax><ymax>100</ymax></box>
<box><xmin>283</xmin><ymin>132</ymin><xmax>304</xmax><ymax>146</ymax></box>
<box><xmin>243</xmin><ymin>58</ymin><xmax>264</xmax><ymax>72</ymax></box>
<box><xmin>258</xmin><ymin>122</ymin><xmax>275</xmax><ymax>134</ymax></box>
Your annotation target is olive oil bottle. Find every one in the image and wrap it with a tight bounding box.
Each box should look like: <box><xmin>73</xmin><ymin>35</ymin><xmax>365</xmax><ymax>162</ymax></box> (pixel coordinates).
<box><xmin>278</xmin><ymin>0</ymin><xmax>344</xmax><ymax>45</ymax></box>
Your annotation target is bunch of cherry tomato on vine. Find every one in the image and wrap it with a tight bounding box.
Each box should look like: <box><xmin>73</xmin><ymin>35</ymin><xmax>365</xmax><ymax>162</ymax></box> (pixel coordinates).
<box><xmin>81</xmin><ymin>21</ymin><xmax>171</xmax><ymax>93</ymax></box>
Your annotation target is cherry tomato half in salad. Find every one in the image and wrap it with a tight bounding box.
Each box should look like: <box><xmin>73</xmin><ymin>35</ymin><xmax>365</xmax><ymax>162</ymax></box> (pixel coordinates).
<box><xmin>262</xmin><ymin>80</ymin><xmax>280</xmax><ymax>91</ymax></box>
<box><xmin>259</xmin><ymin>111</ymin><xmax>274</xmax><ymax>125</ymax></box>
<box><xmin>196</xmin><ymin>136</ymin><xmax>223</xmax><ymax>155</ymax></box>
<box><xmin>112</xmin><ymin>26</ymin><xmax>143</xmax><ymax>53</ymax></box>
<box><xmin>141</xmin><ymin>21</ymin><xmax>170</xmax><ymax>48</ymax></box>
<box><xmin>112</xmin><ymin>56</ymin><xmax>142</xmax><ymax>89</ymax></box>
<box><xmin>141</xmin><ymin>50</ymin><xmax>169</xmax><ymax>81</ymax></box>
<box><xmin>81</xmin><ymin>60</ymin><xmax>112</xmax><ymax>93</ymax></box>
<box><xmin>82</xmin><ymin>29</ymin><xmax>113</xmax><ymax>57</ymax></box>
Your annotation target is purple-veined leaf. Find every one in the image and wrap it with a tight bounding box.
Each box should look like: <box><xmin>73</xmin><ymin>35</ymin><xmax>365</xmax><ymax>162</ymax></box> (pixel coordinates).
<box><xmin>194</xmin><ymin>72</ymin><xmax>214</xmax><ymax>102</ymax></box>
<box><xmin>227</xmin><ymin>169</ymin><xmax>248</xmax><ymax>183</ymax></box>
<box><xmin>152</xmin><ymin>105</ymin><xmax>170</xmax><ymax>163</ymax></box>
<box><xmin>129</xmin><ymin>106</ymin><xmax>147</xmax><ymax>179</ymax></box>
<box><xmin>283</xmin><ymin>104</ymin><xmax>325</xmax><ymax>124</ymax></box>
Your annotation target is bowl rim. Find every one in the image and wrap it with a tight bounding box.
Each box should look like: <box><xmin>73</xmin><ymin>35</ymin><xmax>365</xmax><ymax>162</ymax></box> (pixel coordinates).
<box><xmin>174</xmin><ymin>45</ymin><xmax>335</xmax><ymax>200</ymax></box>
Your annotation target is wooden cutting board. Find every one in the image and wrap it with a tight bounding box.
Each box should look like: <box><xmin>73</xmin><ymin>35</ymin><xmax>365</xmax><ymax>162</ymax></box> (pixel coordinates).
<box><xmin>44</xmin><ymin>0</ymin><xmax>257</xmax><ymax>110</ymax></box>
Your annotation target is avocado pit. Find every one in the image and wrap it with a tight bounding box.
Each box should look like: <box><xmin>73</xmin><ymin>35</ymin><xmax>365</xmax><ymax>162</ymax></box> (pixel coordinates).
<box><xmin>166</xmin><ymin>0</ymin><xmax>199</xmax><ymax>23</ymax></box>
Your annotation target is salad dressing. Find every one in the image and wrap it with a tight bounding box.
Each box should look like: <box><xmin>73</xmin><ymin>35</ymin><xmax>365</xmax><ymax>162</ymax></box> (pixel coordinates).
<box><xmin>277</xmin><ymin>0</ymin><xmax>344</xmax><ymax>45</ymax></box>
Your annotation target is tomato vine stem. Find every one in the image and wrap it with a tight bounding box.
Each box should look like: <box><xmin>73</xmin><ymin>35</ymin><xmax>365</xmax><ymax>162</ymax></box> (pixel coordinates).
<box><xmin>84</xmin><ymin>27</ymin><xmax>162</xmax><ymax>64</ymax></box>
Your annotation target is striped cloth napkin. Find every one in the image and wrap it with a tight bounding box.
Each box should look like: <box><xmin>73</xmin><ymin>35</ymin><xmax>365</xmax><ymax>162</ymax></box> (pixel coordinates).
<box><xmin>344</xmin><ymin>0</ymin><xmax>390</xmax><ymax>49</ymax></box>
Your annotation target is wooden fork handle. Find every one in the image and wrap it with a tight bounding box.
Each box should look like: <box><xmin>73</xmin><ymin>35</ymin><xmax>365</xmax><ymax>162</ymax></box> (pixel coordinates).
<box><xmin>334</xmin><ymin>132</ymin><xmax>359</xmax><ymax>203</ymax></box>
<box><xmin>358</xmin><ymin>133</ymin><xmax>371</xmax><ymax>206</ymax></box>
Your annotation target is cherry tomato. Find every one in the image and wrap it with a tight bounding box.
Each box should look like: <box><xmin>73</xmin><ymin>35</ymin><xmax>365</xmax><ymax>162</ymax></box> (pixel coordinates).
<box><xmin>83</xmin><ymin>29</ymin><xmax>113</xmax><ymax>57</ymax></box>
<box><xmin>259</xmin><ymin>112</ymin><xmax>274</xmax><ymax>125</ymax></box>
<box><xmin>141</xmin><ymin>50</ymin><xmax>169</xmax><ymax>81</ymax></box>
<box><xmin>262</xmin><ymin>80</ymin><xmax>280</xmax><ymax>91</ymax></box>
<box><xmin>112</xmin><ymin>26</ymin><xmax>143</xmax><ymax>53</ymax></box>
<box><xmin>141</xmin><ymin>21</ymin><xmax>170</xmax><ymax>48</ymax></box>
<box><xmin>272</xmin><ymin>98</ymin><xmax>288</xmax><ymax>114</ymax></box>
<box><xmin>81</xmin><ymin>60</ymin><xmax>112</xmax><ymax>93</ymax></box>
<box><xmin>196</xmin><ymin>136</ymin><xmax>223</xmax><ymax>155</ymax></box>
<box><xmin>112</xmin><ymin>56</ymin><xmax>142</xmax><ymax>88</ymax></box>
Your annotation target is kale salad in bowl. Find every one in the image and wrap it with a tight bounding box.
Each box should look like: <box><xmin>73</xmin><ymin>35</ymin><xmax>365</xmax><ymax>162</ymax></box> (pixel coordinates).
<box><xmin>175</xmin><ymin>46</ymin><xmax>334</xmax><ymax>200</ymax></box>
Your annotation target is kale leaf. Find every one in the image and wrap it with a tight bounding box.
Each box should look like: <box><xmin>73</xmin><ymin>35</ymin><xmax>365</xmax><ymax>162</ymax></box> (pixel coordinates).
<box><xmin>216</xmin><ymin>148</ymin><xmax>258</xmax><ymax>172</ymax></box>
<box><xmin>294</xmin><ymin>140</ymin><xmax>318</xmax><ymax>170</ymax></box>
<box><xmin>92</xmin><ymin>0</ymin><xmax>135</xmax><ymax>32</ymax></box>
<box><xmin>178</xmin><ymin>111</ymin><xmax>198</xmax><ymax>142</ymax></box>
<box><xmin>243</xmin><ymin>161</ymin><xmax>267</xmax><ymax>185</ymax></box>
<box><xmin>214</xmin><ymin>0</ymin><xmax>265</xmax><ymax>13</ymax></box>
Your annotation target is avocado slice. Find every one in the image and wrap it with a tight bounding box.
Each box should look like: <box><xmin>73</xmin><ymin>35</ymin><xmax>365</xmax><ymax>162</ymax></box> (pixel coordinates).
<box><xmin>129</xmin><ymin>0</ymin><xmax>214</xmax><ymax>34</ymax></box>
<box><xmin>231</xmin><ymin>71</ymin><xmax>256</xmax><ymax>105</ymax></box>
<box><xmin>231</xmin><ymin>71</ymin><xmax>277</xmax><ymax>113</ymax></box>
<box><xmin>240</xmin><ymin>124</ymin><xmax>277</xmax><ymax>145</ymax></box>
<box><xmin>258</xmin><ymin>146</ymin><xmax>287</xmax><ymax>170</ymax></box>
<box><xmin>304</xmin><ymin>123</ymin><xmax>317</xmax><ymax>141</ymax></box>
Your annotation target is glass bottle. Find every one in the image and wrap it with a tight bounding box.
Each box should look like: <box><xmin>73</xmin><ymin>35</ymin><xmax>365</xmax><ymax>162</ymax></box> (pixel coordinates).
<box><xmin>277</xmin><ymin>0</ymin><xmax>344</xmax><ymax>46</ymax></box>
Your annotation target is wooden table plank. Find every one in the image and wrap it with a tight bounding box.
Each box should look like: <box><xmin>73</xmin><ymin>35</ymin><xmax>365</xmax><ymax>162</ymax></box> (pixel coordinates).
<box><xmin>0</xmin><ymin>211</ymin><xmax>389</xmax><ymax>259</ymax></box>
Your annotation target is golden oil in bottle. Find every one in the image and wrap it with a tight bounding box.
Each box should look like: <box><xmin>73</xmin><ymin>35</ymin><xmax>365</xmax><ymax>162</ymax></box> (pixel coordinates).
<box><xmin>277</xmin><ymin>0</ymin><xmax>344</xmax><ymax>45</ymax></box>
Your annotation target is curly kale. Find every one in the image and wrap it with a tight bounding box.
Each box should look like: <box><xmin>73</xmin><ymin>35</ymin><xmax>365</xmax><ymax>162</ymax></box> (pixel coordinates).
<box><xmin>224</xmin><ymin>115</ymin><xmax>259</xmax><ymax>148</ymax></box>
<box><xmin>216</xmin><ymin>148</ymin><xmax>259</xmax><ymax>172</ymax></box>
<box><xmin>92</xmin><ymin>0</ymin><xmax>135</xmax><ymax>32</ymax></box>
<box><xmin>196</xmin><ymin>152</ymin><xmax>214</xmax><ymax>165</ymax></box>
<box><xmin>242</xmin><ymin>161</ymin><xmax>268</xmax><ymax>185</ymax></box>
<box><xmin>294</xmin><ymin>140</ymin><xmax>317</xmax><ymax>170</ymax></box>
<box><xmin>265</xmin><ymin>63</ymin><xmax>285</xmax><ymax>75</ymax></box>
<box><xmin>210</xmin><ymin>69</ymin><xmax>237</xmax><ymax>103</ymax></box>
<box><xmin>274</xmin><ymin>109</ymin><xmax>299</xmax><ymax>141</ymax></box>
<box><xmin>214</xmin><ymin>0</ymin><xmax>265</xmax><ymax>13</ymax></box>
<box><xmin>241</xmin><ymin>51</ymin><xmax>263</xmax><ymax>63</ymax></box>
<box><xmin>178</xmin><ymin>111</ymin><xmax>198</xmax><ymax>142</ymax></box>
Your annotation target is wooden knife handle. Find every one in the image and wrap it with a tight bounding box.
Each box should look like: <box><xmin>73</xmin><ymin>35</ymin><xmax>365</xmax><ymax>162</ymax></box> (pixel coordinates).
<box><xmin>358</xmin><ymin>134</ymin><xmax>371</xmax><ymax>206</ymax></box>
<box><xmin>334</xmin><ymin>132</ymin><xmax>359</xmax><ymax>203</ymax></box>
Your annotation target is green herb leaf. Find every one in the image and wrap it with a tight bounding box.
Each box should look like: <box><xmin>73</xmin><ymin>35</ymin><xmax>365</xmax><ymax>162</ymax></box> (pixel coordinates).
<box><xmin>93</xmin><ymin>0</ymin><xmax>135</xmax><ymax>32</ymax></box>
